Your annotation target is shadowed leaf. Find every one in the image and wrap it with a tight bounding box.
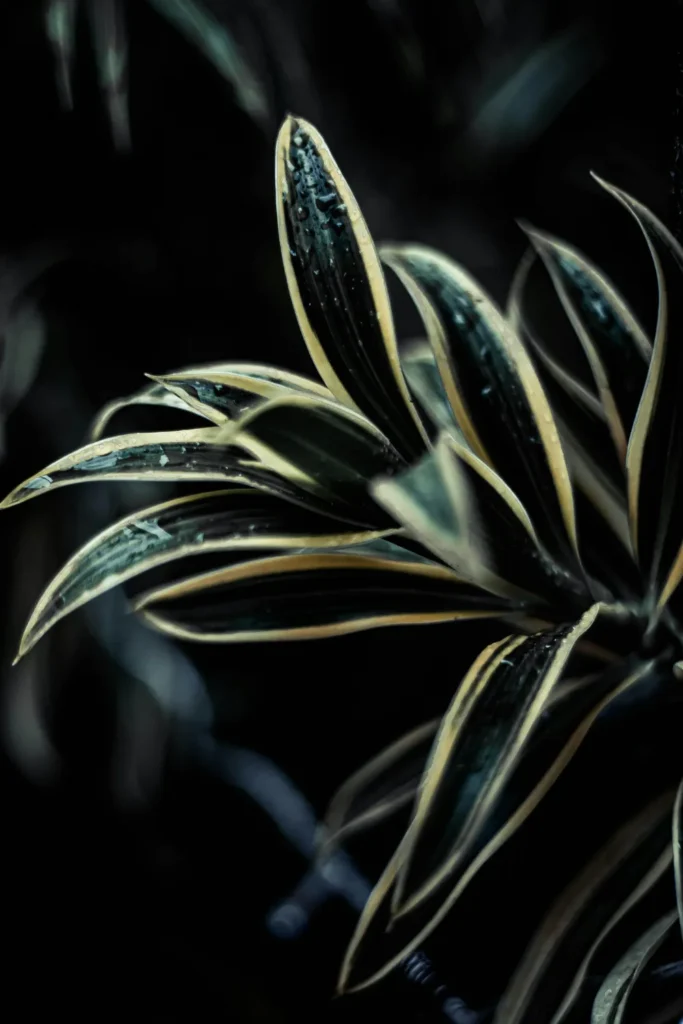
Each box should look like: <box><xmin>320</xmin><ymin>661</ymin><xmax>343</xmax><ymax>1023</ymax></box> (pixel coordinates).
<box><xmin>222</xmin><ymin>392</ymin><xmax>406</xmax><ymax>518</ymax></box>
<box><xmin>339</xmin><ymin>614</ymin><xmax>655</xmax><ymax>992</ymax></box>
<box><xmin>494</xmin><ymin>792</ymin><xmax>676</xmax><ymax>1024</ymax></box>
<box><xmin>592</xmin><ymin>177</ymin><xmax>683</xmax><ymax>610</ymax></box>
<box><xmin>590</xmin><ymin>912</ymin><xmax>678</xmax><ymax>1024</ymax></box>
<box><xmin>400</xmin><ymin>339</ymin><xmax>464</xmax><ymax>437</ymax></box>
<box><xmin>134</xmin><ymin>549</ymin><xmax>509</xmax><ymax>644</ymax></box>
<box><xmin>522</xmin><ymin>225</ymin><xmax>651</xmax><ymax>463</ymax></box>
<box><xmin>373</xmin><ymin>434</ymin><xmax>587</xmax><ymax>607</ymax></box>
<box><xmin>319</xmin><ymin>720</ymin><xmax>439</xmax><ymax>857</ymax></box>
<box><xmin>390</xmin><ymin>605</ymin><xmax>642</xmax><ymax>917</ymax></box>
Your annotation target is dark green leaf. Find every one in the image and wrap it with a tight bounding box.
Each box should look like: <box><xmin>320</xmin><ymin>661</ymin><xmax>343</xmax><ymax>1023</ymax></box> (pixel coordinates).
<box><xmin>674</xmin><ymin>777</ymin><xmax>683</xmax><ymax>940</ymax></box>
<box><xmin>90</xmin><ymin>381</ymin><xmax>214</xmax><ymax>440</ymax></box>
<box><xmin>151</xmin><ymin>364</ymin><xmax>332</xmax><ymax>423</ymax></box>
<box><xmin>390</xmin><ymin>606</ymin><xmax>641</xmax><ymax>918</ymax></box>
<box><xmin>224</xmin><ymin>392</ymin><xmax>407</xmax><ymax>519</ymax></box>
<box><xmin>339</xmin><ymin>611</ymin><xmax>655</xmax><ymax>992</ymax></box>
<box><xmin>276</xmin><ymin>116</ymin><xmax>429</xmax><ymax>458</ymax></box>
<box><xmin>373</xmin><ymin>434</ymin><xmax>587</xmax><ymax>607</ymax></box>
<box><xmin>134</xmin><ymin>548</ymin><xmax>508</xmax><ymax>644</ymax></box>
<box><xmin>592</xmin><ymin>177</ymin><xmax>683</xmax><ymax>611</ymax></box>
<box><xmin>494</xmin><ymin>792</ymin><xmax>675</xmax><ymax>1024</ymax></box>
<box><xmin>319</xmin><ymin>720</ymin><xmax>439</xmax><ymax>857</ymax></box>
<box><xmin>87</xmin><ymin>0</ymin><xmax>130</xmax><ymax>149</ymax></box>
<box><xmin>590</xmin><ymin>912</ymin><xmax>678</xmax><ymax>1024</ymax></box>
<box><xmin>382</xmin><ymin>245</ymin><xmax>578</xmax><ymax>565</ymax></box>
<box><xmin>399</xmin><ymin>339</ymin><xmax>463</xmax><ymax>437</ymax></box>
<box><xmin>522</xmin><ymin>226</ymin><xmax>651</xmax><ymax>459</ymax></box>
<box><xmin>14</xmin><ymin>489</ymin><xmax>398</xmax><ymax>662</ymax></box>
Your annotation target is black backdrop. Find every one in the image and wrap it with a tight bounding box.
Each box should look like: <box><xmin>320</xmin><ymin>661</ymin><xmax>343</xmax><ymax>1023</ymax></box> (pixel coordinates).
<box><xmin>1</xmin><ymin>1</ymin><xmax>678</xmax><ymax>1020</ymax></box>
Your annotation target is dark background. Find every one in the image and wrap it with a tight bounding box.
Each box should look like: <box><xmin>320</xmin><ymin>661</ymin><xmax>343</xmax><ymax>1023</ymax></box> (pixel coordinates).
<box><xmin>0</xmin><ymin>1</ymin><xmax>678</xmax><ymax>1020</ymax></box>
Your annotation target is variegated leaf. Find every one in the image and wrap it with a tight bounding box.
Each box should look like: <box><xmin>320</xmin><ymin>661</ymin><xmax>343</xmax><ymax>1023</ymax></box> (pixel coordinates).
<box><xmin>399</xmin><ymin>339</ymin><xmax>462</xmax><ymax>437</ymax></box>
<box><xmin>87</xmin><ymin>0</ymin><xmax>130</xmax><ymax>148</ymax></box>
<box><xmin>373</xmin><ymin>433</ymin><xmax>588</xmax><ymax>607</ymax></box>
<box><xmin>522</xmin><ymin>225</ymin><xmax>651</xmax><ymax>463</ymax></box>
<box><xmin>338</xmin><ymin>613</ymin><xmax>656</xmax><ymax>993</ymax></box>
<box><xmin>382</xmin><ymin>245</ymin><xmax>578</xmax><ymax>564</ymax></box>
<box><xmin>13</xmin><ymin>489</ymin><xmax>398</xmax><ymax>662</ymax></box>
<box><xmin>134</xmin><ymin>549</ymin><xmax>509</xmax><ymax>644</ymax></box>
<box><xmin>390</xmin><ymin>607</ymin><xmax>648</xmax><ymax>918</ymax></box>
<box><xmin>592</xmin><ymin>177</ymin><xmax>683</xmax><ymax>611</ymax></box>
<box><xmin>276</xmin><ymin>116</ymin><xmax>429</xmax><ymax>458</ymax></box>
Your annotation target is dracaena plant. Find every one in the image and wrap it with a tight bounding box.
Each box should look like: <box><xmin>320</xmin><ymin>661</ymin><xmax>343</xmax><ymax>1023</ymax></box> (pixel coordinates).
<box><xmin>4</xmin><ymin>117</ymin><xmax>683</xmax><ymax>1019</ymax></box>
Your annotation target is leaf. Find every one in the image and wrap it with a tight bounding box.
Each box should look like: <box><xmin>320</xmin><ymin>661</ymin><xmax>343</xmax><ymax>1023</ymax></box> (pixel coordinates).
<box><xmin>0</xmin><ymin>427</ymin><xmax>245</xmax><ymax>505</ymax></box>
<box><xmin>373</xmin><ymin>433</ymin><xmax>588</xmax><ymax>607</ymax></box>
<box><xmin>147</xmin><ymin>0</ymin><xmax>270</xmax><ymax>124</ymax></box>
<box><xmin>389</xmin><ymin>605</ymin><xmax>641</xmax><ymax>917</ymax></box>
<box><xmin>90</xmin><ymin>361</ymin><xmax>332</xmax><ymax>440</ymax></box>
<box><xmin>221</xmin><ymin>392</ymin><xmax>407</xmax><ymax>519</ymax></box>
<box><xmin>675</xmin><ymin>777</ymin><xmax>683</xmax><ymax>940</ymax></box>
<box><xmin>0</xmin><ymin>423</ymin><xmax>391</xmax><ymax>528</ymax></box>
<box><xmin>521</xmin><ymin>225</ymin><xmax>651</xmax><ymax>463</ymax></box>
<box><xmin>507</xmin><ymin>249</ymin><xmax>604</xmax><ymax>412</ymax></box>
<box><xmin>276</xmin><ymin>116</ymin><xmax>429</xmax><ymax>458</ymax></box>
<box><xmin>319</xmin><ymin>720</ymin><xmax>439</xmax><ymax>857</ymax></box>
<box><xmin>14</xmin><ymin>488</ymin><xmax>399</xmax><ymax>662</ymax></box>
<box><xmin>382</xmin><ymin>245</ymin><xmax>578</xmax><ymax>564</ymax></box>
<box><xmin>90</xmin><ymin>380</ymin><xmax>211</xmax><ymax>440</ymax></box>
<box><xmin>591</xmin><ymin>177</ymin><xmax>683</xmax><ymax>608</ymax></box>
<box><xmin>494</xmin><ymin>791</ymin><xmax>676</xmax><ymax>1024</ymax></box>
<box><xmin>400</xmin><ymin>339</ymin><xmax>463</xmax><ymax>436</ymax></box>
<box><xmin>338</xmin><ymin>615</ymin><xmax>655</xmax><ymax>992</ymax></box>
<box><xmin>590</xmin><ymin>912</ymin><xmax>678</xmax><ymax>1024</ymax></box>
<box><xmin>150</xmin><ymin>363</ymin><xmax>332</xmax><ymax>423</ymax></box>
<box><xmin>569</xmin><ymin>486</ymin><xmax>640</xmax><ymax>601</ymax></box>
<box><xmin>507</xmin><ymin>249</ymin><xmax>637</xmax><ymax>574</ymax></box>
<box><xmin>134</xmin><ymin>549</ymin><xmax>510</xmax><ymax>644</ymax></box>
<box><xmin>507</xmin><ymin>249</ymin><xmax>627</xmax><ymax>505</ymax></box>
